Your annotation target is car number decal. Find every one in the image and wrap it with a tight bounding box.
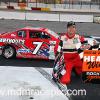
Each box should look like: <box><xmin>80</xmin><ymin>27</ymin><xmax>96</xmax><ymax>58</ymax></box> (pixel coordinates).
<box><xmin>32</xmin><ymin>42</ymin><xmax>43</xmax><ymax>54</ymax></box>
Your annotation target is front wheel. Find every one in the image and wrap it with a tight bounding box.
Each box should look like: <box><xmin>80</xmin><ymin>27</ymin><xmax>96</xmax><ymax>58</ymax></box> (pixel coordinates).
<box><xmin>2</xmin><ymin>46</ymin><xmax>16</xmax><ymax>59</ymax></box>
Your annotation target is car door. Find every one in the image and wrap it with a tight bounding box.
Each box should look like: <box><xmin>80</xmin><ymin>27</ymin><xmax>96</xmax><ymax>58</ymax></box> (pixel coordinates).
<box><xmin>25</xmin><ymin>30</ymin><xmax>51</xmax><ymax>59</ymax></box>
<box><xmin>15</xmin><ymin>29</ymin><xmax>28</xmax><ymax>58</ymax></box>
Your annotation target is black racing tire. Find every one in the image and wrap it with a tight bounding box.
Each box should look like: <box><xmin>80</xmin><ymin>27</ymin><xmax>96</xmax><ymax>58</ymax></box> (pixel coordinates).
<box><xmin>2</xmin><ymin>45</ymin><xmax>16</xmax><ymax>59</ymax></box>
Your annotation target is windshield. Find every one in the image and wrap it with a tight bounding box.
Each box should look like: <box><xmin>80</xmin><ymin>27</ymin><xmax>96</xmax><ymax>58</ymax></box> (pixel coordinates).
<box><xmin>46</xmin><ymin>29</ymin><xmax>59</xmax><ymax>39</ymax></box>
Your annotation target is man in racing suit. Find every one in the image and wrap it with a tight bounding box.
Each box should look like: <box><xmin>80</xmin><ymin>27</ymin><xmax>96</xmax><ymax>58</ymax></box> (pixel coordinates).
<box><xmin>57</xmin><ymin>21</ymin><xmax>85</xmax><ymax>85</ymax></box>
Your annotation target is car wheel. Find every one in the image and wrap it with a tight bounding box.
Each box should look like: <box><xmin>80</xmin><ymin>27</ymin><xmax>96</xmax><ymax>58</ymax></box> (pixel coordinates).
<box><xmin>2</xmin><ymin>46</ymin><xmax>16</xmax><ymax>59</ymax></box>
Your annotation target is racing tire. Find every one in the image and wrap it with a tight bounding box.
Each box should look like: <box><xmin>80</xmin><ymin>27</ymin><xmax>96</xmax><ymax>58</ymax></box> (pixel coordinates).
<box><xmin>2</xmin><ymin>45</ymin><xmax>16</xmax><ymax>59</ymax></box>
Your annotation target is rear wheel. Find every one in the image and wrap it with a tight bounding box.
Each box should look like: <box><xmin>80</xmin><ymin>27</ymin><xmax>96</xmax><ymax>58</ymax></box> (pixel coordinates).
<box><xmin>2</xmin><ymin>46</ymin><xmax>16</xmax><ymax>59</ymax></box>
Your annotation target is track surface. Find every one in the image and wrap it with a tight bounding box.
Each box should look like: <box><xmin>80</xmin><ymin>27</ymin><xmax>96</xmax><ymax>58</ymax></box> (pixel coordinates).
<box><xmin>0</xmin><ymin>19</ymin><xmax>100</xmax><ymax>100</ymax></box>
<box><xmin>0</xmin><ymin>19</ymin><xmax>100</xmax><ymax>36</ymax></box>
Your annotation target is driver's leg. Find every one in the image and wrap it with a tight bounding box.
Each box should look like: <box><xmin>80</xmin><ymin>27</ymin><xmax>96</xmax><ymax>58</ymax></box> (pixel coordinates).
<box><xmin>73</xmin><ymin>55</ymin><xmax>83</xmax><ymax>75</ymax></box>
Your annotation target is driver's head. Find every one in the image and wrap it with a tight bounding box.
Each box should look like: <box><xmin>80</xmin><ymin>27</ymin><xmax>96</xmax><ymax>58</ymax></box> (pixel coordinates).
<box><xmin>67</xmin><ymin>21</ymin><xmax>76</xmax><ymax>38</ymax></box>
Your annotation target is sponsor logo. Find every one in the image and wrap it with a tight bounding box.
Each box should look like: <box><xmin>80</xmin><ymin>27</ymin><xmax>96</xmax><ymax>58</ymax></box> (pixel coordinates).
<box><xmin>83</xmin><ymin>50</ymin><xmax>100</xmax><ymax>72</ymax></box>
<box><xmin>0</xmin><ymin>38</ymin><xmax>25</xmax><ymax>44</ymax></box>
<box><xmin>82</xmin><ymin>50</ymin><xmax>100</xmax><ymax>83</ymax></box>
<box><xmin>73</xmin><ymin>38</ymin><xmax>79</xmax><ymax>44</ymax></box>
<box><xmin>17</xmin><ymin>49</ymin><xmax>31</xmax><ymax>53</ymax></box>
<box><xmin>49</xmin><ymin>41</ymin><xmax>56</xmax><ymax>45</ymax></box>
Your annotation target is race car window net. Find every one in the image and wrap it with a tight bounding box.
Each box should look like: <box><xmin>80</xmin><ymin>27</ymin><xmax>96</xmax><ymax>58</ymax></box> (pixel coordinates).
<box><xmin>17</xmin><ymin>30</ymin><xmax>26</xmax><ymax>38</ymax></box>
<box><xmin>29</xmin><ymin>30</ymin><xmax>51</xmax><ymax>39</ymax></box>
<box><xmin>46</xmin><ymin>29</ymin><xmax>59</xmax><ymax>39</ymax></box>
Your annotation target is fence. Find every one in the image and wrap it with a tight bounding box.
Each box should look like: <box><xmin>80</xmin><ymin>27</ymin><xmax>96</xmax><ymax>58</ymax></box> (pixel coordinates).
<box><xmin>0</xmin><ymin>0</ymin><xmax>100</xmax><ymax>10</ymax></box>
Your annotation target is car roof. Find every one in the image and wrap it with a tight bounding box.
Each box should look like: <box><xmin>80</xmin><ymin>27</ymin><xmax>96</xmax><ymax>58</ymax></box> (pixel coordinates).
<box><xmin>18</xmin><ymin>27</ymin><xmax>59</xmax><ymax>39</ymax></box>
<box><xmin>21</xmin><ymin>26</ymin><xmax>46</xmax><ymax>31</ymax></box>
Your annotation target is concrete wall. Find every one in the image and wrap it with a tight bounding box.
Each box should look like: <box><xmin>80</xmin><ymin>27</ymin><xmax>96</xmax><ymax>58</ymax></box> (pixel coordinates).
<box><xmin>0</xmin><ymin>10</ymin><xmax>93</xmax><ymax>22</ymax></box>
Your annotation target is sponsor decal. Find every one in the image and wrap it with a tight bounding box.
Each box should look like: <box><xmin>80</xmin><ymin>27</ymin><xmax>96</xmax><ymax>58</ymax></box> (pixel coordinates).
<box><xmin>82</xmin><ymin>50</ymin><xmax>100</xmax><ymax>83</ymax></box>
<box><xmin>49</xmin><ymin>41</ymin><xmax>56</xmax><ymax>45</ymax></box>
<box><xmin>17</xmin><ymin>49</ymin><xmax>31</xmax><ymax>53</ymax></box>
<box><xmin>73</xmin><ymin>38</ymin><xmax>79</xmax><ymax>44</ymax></box>
<box><xmin>37</xmin><ymin>47</ymin><xmax>49</xmax><ymax>57</ymax></box>
<box><xmin>0</xmin><ymin>38</ymin><xmax>25</xmax><ymax>44</ymax></box>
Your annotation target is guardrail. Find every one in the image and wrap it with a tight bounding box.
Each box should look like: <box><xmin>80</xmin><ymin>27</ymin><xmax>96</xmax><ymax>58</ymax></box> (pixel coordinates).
<box><xmin>0</xmin><ymin>10</ymin><xmax>94</xmax><ymax>22</ymax></box>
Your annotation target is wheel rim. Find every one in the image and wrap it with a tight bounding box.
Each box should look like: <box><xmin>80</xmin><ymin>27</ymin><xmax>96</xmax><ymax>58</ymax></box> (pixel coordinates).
<box><xmin>4</xmin><ymin>47</ymin><xmax>14</xmax><ymax>58</ymax></box>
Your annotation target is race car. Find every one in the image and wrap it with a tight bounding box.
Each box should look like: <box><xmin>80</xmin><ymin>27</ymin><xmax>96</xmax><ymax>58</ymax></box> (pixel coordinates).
<box><xmin>0</xmin><ymin>27</ymin><xmax>60</xmax><ymax>60</ymax></box>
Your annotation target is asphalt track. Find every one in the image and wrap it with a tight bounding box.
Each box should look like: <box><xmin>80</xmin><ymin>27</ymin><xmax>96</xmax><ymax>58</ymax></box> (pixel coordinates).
<box><xmin>0</xmin><ymin>19</ymin><xmax>100</xmax><ymax>36</ymax></box>
<box><xmin>0</xmin><ymin>19</ymin><xmax>100</xmax><ymax>100</ymax></box>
